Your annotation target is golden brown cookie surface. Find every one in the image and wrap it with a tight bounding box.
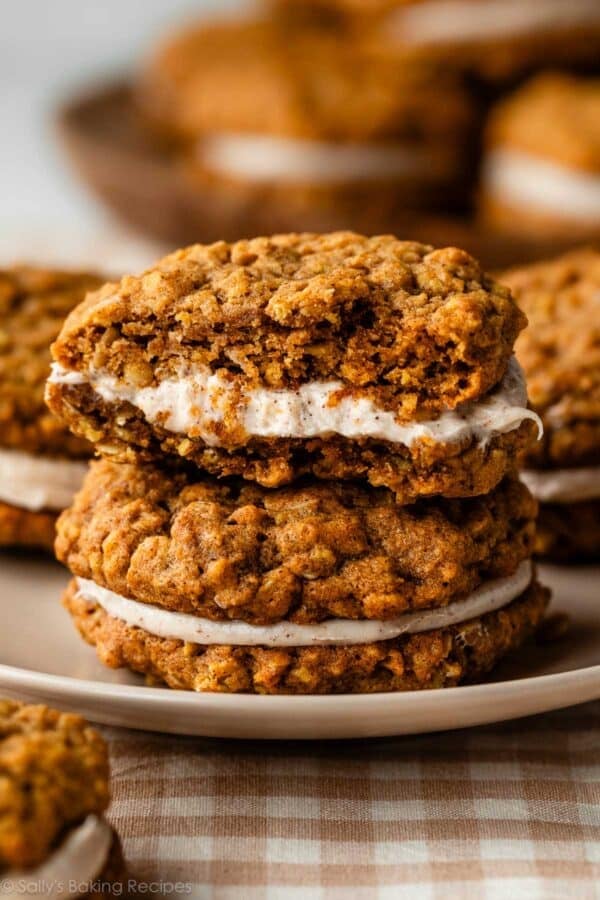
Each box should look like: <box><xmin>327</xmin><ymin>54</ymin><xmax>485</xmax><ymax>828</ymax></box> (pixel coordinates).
<box><xmin>56</xmin><ymin>460</ymin><xmax>537</xmax><ymax>625</ymax></box>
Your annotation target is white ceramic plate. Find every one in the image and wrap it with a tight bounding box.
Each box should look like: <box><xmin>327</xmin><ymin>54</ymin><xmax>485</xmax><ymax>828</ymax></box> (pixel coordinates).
<box><xmin>0</xmin><ymin>551</ymin><xmax>598</xmax><ymax>739</ymax></box>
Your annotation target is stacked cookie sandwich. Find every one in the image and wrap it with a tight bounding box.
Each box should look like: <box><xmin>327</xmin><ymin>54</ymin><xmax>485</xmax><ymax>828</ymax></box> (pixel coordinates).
<box><xmin>503</xmin><ymin>247</ymin><xmax>600</xmax><ymax>561</ymax></box>
<box><xmin>0</xmin><ymin>700</ymin><xmax>125</xmax><ymax>896</ymax></box>
<box><xmin>47</xmin><ymin>232</ymin><xmax>548</xmax><ymax>693</ymax></box>
<box><xmin>0</xmin><ymin>267</ymin><xmax>101</xmax><ymax>551</ymax></box>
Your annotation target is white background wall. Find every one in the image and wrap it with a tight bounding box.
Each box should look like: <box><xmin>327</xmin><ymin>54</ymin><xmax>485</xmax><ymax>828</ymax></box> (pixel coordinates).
<box><xmin>0</xmin><ymin>0</ymin><xmax>245</xmax><ymax>266</ymax></box>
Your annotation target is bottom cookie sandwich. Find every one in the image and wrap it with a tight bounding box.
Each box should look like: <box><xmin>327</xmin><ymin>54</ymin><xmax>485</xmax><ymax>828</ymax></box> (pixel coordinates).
<box><xmin>0</xmin><ymin>700</ymin><xmax>126</xmax><ymax>898</ymax></box>
<box><xmin>63</xmin><ymin>578</ymin><xmax>547</xmax><ymax>694</ymax></box>
<box><xmin>56</xmin><ymin>460</ymin><xmax>549</xmax><ymax>694</ymax></box>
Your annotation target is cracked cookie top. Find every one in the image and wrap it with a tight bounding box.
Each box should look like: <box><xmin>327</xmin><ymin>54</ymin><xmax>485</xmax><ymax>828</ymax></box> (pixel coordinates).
<box><xmin>50</xmin><ymin>232</ymin><xmax>525</xmax><ymax>424</ymax></box>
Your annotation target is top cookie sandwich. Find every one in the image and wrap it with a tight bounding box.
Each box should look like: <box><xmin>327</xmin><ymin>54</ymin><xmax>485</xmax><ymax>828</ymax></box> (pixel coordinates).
<box><xmin>0</xmin><ymin>267</ymin><xmax>102</xmax><ymax>550</ymax></box>
<box><xmin>47</xmin><ymin>232</ymin><xmax>540</xmax><ymax>500</ymax></box>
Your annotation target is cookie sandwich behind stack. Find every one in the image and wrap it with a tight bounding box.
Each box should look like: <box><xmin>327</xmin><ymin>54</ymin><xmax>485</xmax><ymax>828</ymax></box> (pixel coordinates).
<box><xmin>0</xmin><ymin>700</ymin><xmax>125</xmax><ymax>897</ymax></box>
<box><xmin>47</xmin><ymin>232</ymin><xmax>549</xmax><ymax>693</ymax></box>
<box><xmin>480</xmin><ymin>74</ymin><xmax>600</xmax><ymax>243</ymax></box>
<box><xmin>503</xmin><ymin>247</ymin><xmax>600</xmax><ymax>561</ymax></box>
<box><xmin>0</xmin><ymin>267</ymin><xmax>101</xmax><ymax>551</ymax></box>
<box><xmin>135</xmin><ymin>18</ymin><xmax>475</xmax><ymax>241</ymax></box>
<box><xmin>272</xmin><ymin>0</ymin><xmax>600</xmax><ymax>83</ymax></box>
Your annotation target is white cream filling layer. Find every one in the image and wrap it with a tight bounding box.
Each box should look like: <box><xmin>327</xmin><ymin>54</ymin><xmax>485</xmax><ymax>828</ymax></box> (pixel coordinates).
<box><xmin>522</xmin><ymin>466</ymin><xmax>600</xmax><ymax>503</ymax></box>
<box><xmin>199</xmin><ymin>133</ymin><xmax>439</xmax><ymax>184</ymax></box>
<box><xmin>483</xmin><ymin>150</ymin><xmax>600</xmax><ymax>223</ymax></box>
<box><xmin>76</xmin><ymin>560</ymin><xmax>532</xmax><ymax>648</ymax></box>
<box><xmin>48</xmin><ymin>357</ymin><xmax>541</xmax><ymax>449</ymax></box>
<box><xmin>0</xmin><ymin>449</ymin><xmax>88</xmax><ymax>512</ymax></box>
<box><xmin>1</xmin><ymin>815</ymin><xmax>112</xmax><ymax>900</ymax></box>
<box><xmin>388</xmin><ymin>0</ymin><xmax>600</xmax><ymax>44</ymax></box>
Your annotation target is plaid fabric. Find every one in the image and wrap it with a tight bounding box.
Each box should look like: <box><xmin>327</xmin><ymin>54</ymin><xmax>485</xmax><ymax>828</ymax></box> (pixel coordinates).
<box><xmin>103</xmin><ymin>699</ymin><xmax>600</xmax><ymax>900</ymax></box>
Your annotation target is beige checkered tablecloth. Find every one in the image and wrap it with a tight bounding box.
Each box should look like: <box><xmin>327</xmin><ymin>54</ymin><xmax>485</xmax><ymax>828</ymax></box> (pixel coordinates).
<box><xmin>101</xmin><ymin>700</ymin><xmax>600</xmax><ymax>900</ymax></box>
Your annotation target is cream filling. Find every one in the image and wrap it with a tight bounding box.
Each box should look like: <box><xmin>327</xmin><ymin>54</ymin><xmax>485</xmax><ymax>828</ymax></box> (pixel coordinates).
<box><xmin>76</xmin><ymin>560</ymin><xmax>532</xmax><ymax>648</ymax></box>
<box><xmin>48</xmin><ymin>357</ymin><xmax>541</xmax><ymax>450</ymax></box>
<box><xmin>198</xmin><ymin>133</ymin><xmax>441</xmax><ymax>184</ymax></box>
<box><xmin>0</xmin><ymin>449</ymin><xmax>88</xmax><ymax>512</ymax></box>
<box><xmin>387</xmin><ymin>0</ymin><xmax>600</xmax><ymax>43</ymax></box>
<box><xmin>1</xmin><ymin>815</ymin><xmax>112</xmax><ymax>900</ymax></box>
<box><xmin>483</xmin><ymin>150</ymin><xmax>600</xmax><ymax>223</ymax></box>
<box><xmin>521</xmin><ymin>466</ymin><xmax>600</xmax><ymax>503</ymax></box>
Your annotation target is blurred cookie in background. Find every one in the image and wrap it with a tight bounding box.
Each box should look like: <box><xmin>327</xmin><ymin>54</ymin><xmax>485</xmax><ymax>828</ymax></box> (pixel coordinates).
<box><xmin>479</xmin><ymin>74</ymin><xmax>600</xmax><ymax>242</ymax></box>
<box><xmin>0</xmin><ymin>267</ymin><xmax>101</xmax><ymax>551</ymax></box>
<box><xmin>272</xmin><ymin>0</ymin><xmax>600</xmax><ymax>84</ymax></box>
<box><xmin>503</xmin><ymin>247</ymin><xmax>600</xmax><ymax>562</ymax></box>
<box><xmin>134</xmin><ymin>18</ymin><xmax>476</xmax><ymax>241</ymax></box>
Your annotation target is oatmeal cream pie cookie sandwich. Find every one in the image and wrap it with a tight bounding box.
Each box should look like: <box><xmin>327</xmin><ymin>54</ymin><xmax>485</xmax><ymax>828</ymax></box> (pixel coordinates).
<box><xmin>46</xmin><ymin>232</ymin><xmax>541</xmax><ymax>503</ymax></box>
<box><xmin>134</xmin><ymin>18</ymin><xmax>475</xmax><ymax>239</ymax></box>
<box><xmin>272</xmin><ymin>0</ymin><xmax>600</xmax><ymax>83</ymax></box>
<box><xmin>503</xmin><ymin>247</ymin><xmax>600</xmax><ymax>561</ymax></box>
<box><xmin>0</xmin><ymin>699</ymin><xmax>125</xmax><ymax>897</ymax></box>
<box><xmin>480</xmin><ymin>74</ymin><xmax>600</xmax><ymax>243</ymax></box>
<box><xmin>56</xmin><ymin>459</ymin><xmax>548</xmax><ymax>694</ymax></box>
<box><xmin>0</xmin><ymin>267</ymin><xmax>102</xmax><ymax>551</ymax></box>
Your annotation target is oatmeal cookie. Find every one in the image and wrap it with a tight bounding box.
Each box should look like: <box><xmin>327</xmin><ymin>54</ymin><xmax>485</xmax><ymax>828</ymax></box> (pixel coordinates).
<box><xmin>0</xmin><ymin>700</ymin><xmax>108</xmax><ymax>867</ymax></box>
<box><xmin>274</xmin><ymin>1</ymin><xmax>600</xmax><ymax>83</ymax></box>
<box><xmin>0</xmin><ymin>267</ymin><xmax>100</xmax><ymax>549</ymax></box>
<box><xmin>47</xmin><ymin>232</ymin><xmax>536</xmax><ymax>496</ymax></box>
<box><xmin>56</xmin><ymin>460</ymin><xmax>537</xmax><ymax>626</ymax></box>
<box><xmin>62</xmin><ymin>578</ymin><xmax>548</xmax><ymax>694</ymax></box>
<box><xmin>505</xmin><ymin>247</ymin><xmax>600</xmax><ymax>470</ymax></box>
<box><xmin>134</xmin><ymin>18</ymin><xmax>475</xmax><ymax>235</ymax></box>
<box><xmin>502</xmin><ymin>247</ymin><xmax>600</xmax><ymax>561</ymax></box>
<box><xmin>480</xmin><ymin>74</ymin><xmax>600</xmax><ymax>241</ymax></box>
<box><xmin>137</xmin><ymin>20</ymin><xmax>472</xmax><ymax>147</ymax></box>
<box><xmin>0</xmin><ymin>267</ymin><xmax>102</xmax><ymax>457</ymax></box>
